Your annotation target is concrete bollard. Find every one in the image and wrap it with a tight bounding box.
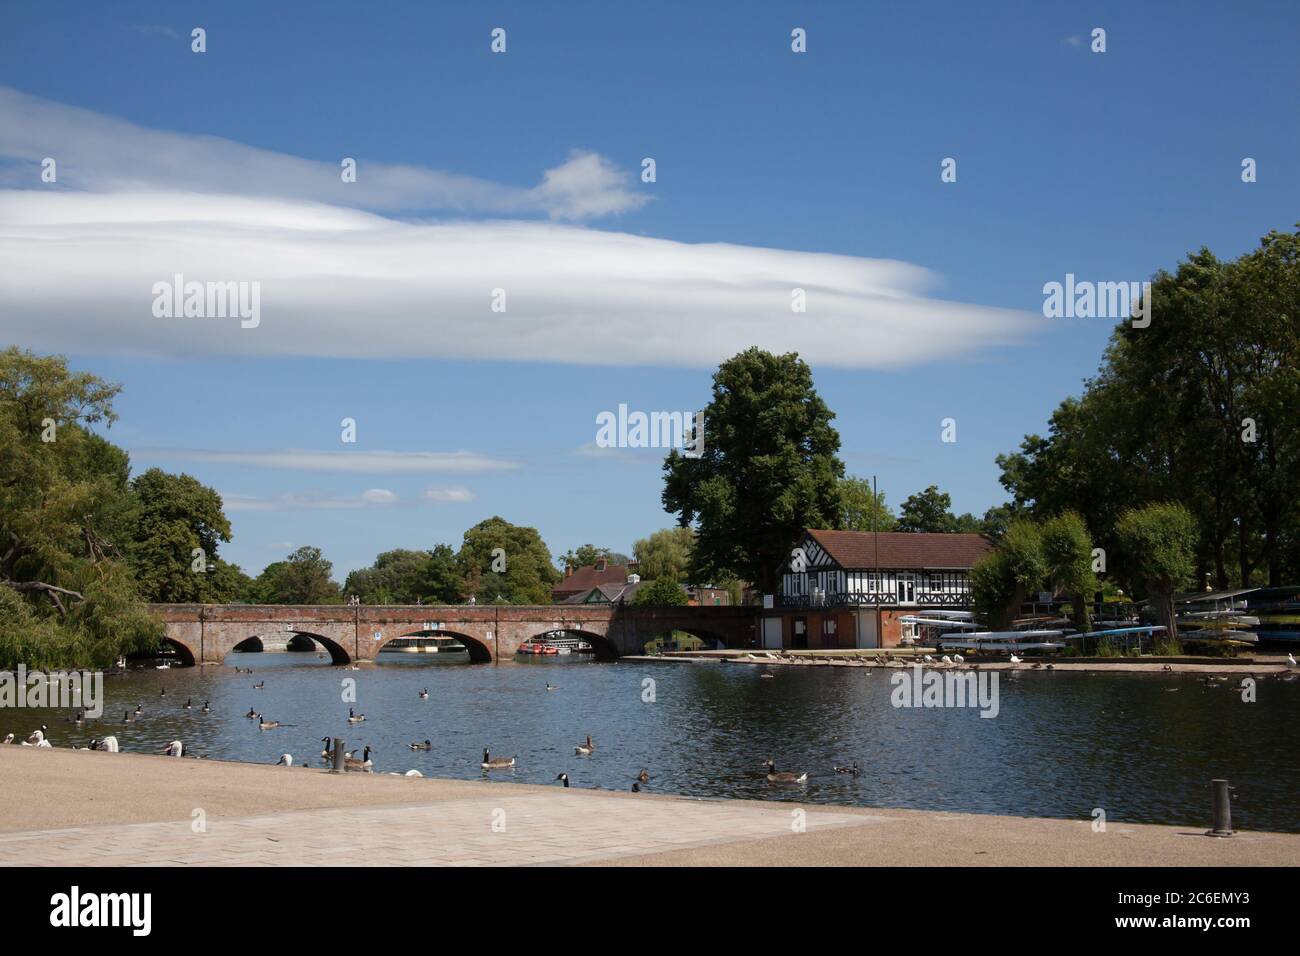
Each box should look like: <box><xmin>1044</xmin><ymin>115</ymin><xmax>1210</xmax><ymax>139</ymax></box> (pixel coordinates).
<box><xmin>1207</xmin><ymin>778</ymin><xmax>1234</xmax><ymax>837</ymax></box>
<box><xmin>332</xmin><ymin>737</ymin><xmax>345</xmax><ymax>773</ymax></box>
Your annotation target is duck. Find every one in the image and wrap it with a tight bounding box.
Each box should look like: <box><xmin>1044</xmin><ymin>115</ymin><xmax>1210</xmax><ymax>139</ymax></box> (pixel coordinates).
<box><xmin>275</xmin><ymin>754</ymin><xmax>293</xmax><ymax>767</ymax></box>
<box><xmin>765</xmin><ymin>759</ymin><xmax>807</xmax><ymax>784</ymax></box>
<box><xmin>545</xmin><ymin>683</ymin><xmax>558</xmax><ymax>692</ymax></box>
<box><xmin>89</xmin><ymin>736</ymin><xmax>119</xmax><ymax>752</ymax></box>
<box><xmin>244</xmin><ymin>707</ymin><xmax>257</xmax><ymax>719</ymax></box>
<box><xmin>258</xmin><ymin>715</ymin><xmax>280</xmax><ymax>730</ymax></box>
<box><xmin>636</xmin><ymin>769</ymin><xmax>650</xmax><ymax>783</ymax></box>
<box><xmin>481</xmin><ymin>748</ymin><xmax>515</xmax><ymax>770</ymax></box>
<box><xmin>347</xmin><ymin>708</ymin><xmax>366</xmax><ymax>724</ymax></box>
<box><xmin>160</xmin><ymin>740</ymin><xmax>184</xmax><ymax>757</ymax></box>
<box><xmin>343</xmin><ymin>746</ymin><xmax>373</xmax><ymax>772</ymax></box>
<box><xmin>409</xmin><ymin>739</ymin><xmax>432</xmax><ymax>751</ymax></box>
<box><xmin>575</xmin><ymin>734</ymin><xmax>595</xmax><ymax>756</ymax></box>
<box><xmin>833</xmin><ymin>761</ymin><xmax>860</xmax><ymax>775</ymax></box>
<box><xmin>555</xmin><ymin>773</ymin><xmax>570</xmax><ymax>788</ymax></box>
<box><xmin>418</xmin><ymin>689</ymin><xmax>429</xmax><ymax>700</ymax></box>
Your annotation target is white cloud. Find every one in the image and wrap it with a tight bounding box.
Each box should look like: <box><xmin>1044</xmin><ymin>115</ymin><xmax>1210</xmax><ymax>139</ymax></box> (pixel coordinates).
<box><xmin>0</xmin><ymin>86</ymin><xmax>647</xmax><ymax>219</ymax></box>
<box><xmin>422</xmin><ymin>486</ymin><xmax>477</xmax><ymax>503</ymax></box>
<box><xmin>0</xmin><ymin>86</ymin><xmax>1041</xmax><ymax>370</ymax></box>
<box><xmin>131</xmin><ymin>448</ymin><xmax>517</xmax><ymax>473</ymax></box>
<box><xmin>223</xmin><ymin>490</ymin><xmax>399</xmax><ymax>512</ymax></box>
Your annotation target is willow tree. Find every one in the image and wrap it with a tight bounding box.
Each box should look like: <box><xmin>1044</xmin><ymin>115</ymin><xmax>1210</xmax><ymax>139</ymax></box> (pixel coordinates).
<box><xmin>1041</xmin><ymin>512</ymin><xmax>1096</xmax><ymax>632</ymax></box>
<box><xmin>970</xmin><ymin>521</ymin><xmax>1046</xmax><ymax>629</ymax></box>
<box><xmin>662</xmin><ymin>349</ymin><xmax>843</xmax><ymax>593</ymax></box>
<box><xmin>0</xmin><ymin>348</ymin><xmax>162</xmax><ymax>668</ymax></box>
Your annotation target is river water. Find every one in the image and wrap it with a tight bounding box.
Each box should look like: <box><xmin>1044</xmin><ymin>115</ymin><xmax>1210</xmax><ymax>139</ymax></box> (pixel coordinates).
<box><xmin>8</xmin><ymin>651</ymin><xmax>1300</xmax><ymax>833</ymax></box>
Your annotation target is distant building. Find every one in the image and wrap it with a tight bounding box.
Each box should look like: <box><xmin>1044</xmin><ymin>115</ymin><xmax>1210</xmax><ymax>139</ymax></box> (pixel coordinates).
<box><xmin>559</xmin><ymin>578</ymin><xmax>647</xmax><ymax>605</ymax></box>
<box><xmin>551</xmin><ymin>558</ymin><xmax>630</xmax><ymax>602</ymax></box>
<box><xmin>762</xmin><ymin>529</ymin><xmax>992</xmax><ymax>649</ymax></box>
<box><xmin>687</xmin><ymin>586</ymin><xmax>731</xmax><ymax>606</ymax></box>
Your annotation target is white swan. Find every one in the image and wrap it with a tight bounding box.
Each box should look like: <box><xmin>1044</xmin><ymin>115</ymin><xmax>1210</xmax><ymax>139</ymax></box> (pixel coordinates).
<box><xmin>923</xmin><ymin>654</ymin><xmax>934</xmax><ymax>663</ymax></box>
<box><xmin>160</xmin><ymin>740</ymin><xmax>184</xmax><ymax>757</ymax></box>
<box><xmin>90</xmin><ymin>736</ymin><xmax>119</xmax><ymax>752</ymax></box>
<box><xmin>941</xmin><ymin>655</ymin><xmax>952</xmax><ymax>664</ymax></box>
<box><xmin>2</xmin><ymin>733</ymin><xmax>13</xmax><ymax>744</ymax></box>
<box><xmin>404</xmin><ymin>769</ymin><xmax>423</xmax><ymax>777</ymax></box>
<box><xmin>275</xmin><ymin>754</ymin><xmax>293</xmax><ymax>766</ymax></box>
<box><xmin>26</xmin><ymin>729</ymin><xmax>51</xmax><ymax>747</ymax></box>
<box><xmin>1009</xmin><ymin>654</ymin><xmax>1023</xmax><ymax>664</ymax></box>
<box><xmin>953</xmin><ymin>654</ymin><xmax>964</xmax><ymax>663</ymax></box>
<box><xmin>1288</xmin><ymin>653</ymin><xmax>1296</xmax><ymax>667</ymax></box>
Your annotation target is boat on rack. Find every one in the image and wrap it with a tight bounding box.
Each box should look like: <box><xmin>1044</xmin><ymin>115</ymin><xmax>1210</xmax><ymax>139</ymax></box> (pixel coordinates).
<box><xmin>938</xmin><ymin>629</ymin><xmax>1068</xmax><ymax>652</ymax></box>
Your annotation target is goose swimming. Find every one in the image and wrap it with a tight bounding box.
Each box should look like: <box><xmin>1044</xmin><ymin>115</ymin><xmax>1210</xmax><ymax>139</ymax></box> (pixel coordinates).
<box><xmin>418</xmin><ymin>689</ymin><xmax>429</xmax><ymax>700</ymax></box>
<box><xmin>202</xmin><ymin>701</ymin><xmax>210</xmax><ymax>713</ymax></box>
<box><xmin>555</xmin><ymin>772</ymin><xmax>570</xmax><ymax>787</ymax></box>
<box><xmin>343</xmin><ymin>746</ymin><xmax>373</xmax><ymax>772</ymax></box>
<box><xmin>347</xmin><ymin>708</ymin><xmax>366</xmax><ymax>723</ymax></box>
<box><xmin>244</xmin><ymin>707</ymin><xmax>257</xmax><ymax>719</ymax></box>
<box><xmin>481</xmin><ymin>748</ymin><xmax>515</xmax><ymax>770</ymax></box>
<box><xmin>636</xmin><ymin>769</ymin><xmax>650</xmax><ymax>783</ymax></box>
<box><xmin>765</xmin><ymin>759</ymin><xmax>807</xmax><ymax>784</ymax></box>
<box><xmin>258</xmin><ymin>715</ymin><xmax>280</xmax><ymax>730</ymax></box>
<box><xmin>575</xmin><ymin>734</ymin><xmax>595</xmax><ymax>756</ymax></box>
<box><xmin>833</xmin><ymin>761</ymin><xmax>860</xmax><ymax>775</ymax></box>
<box><xmin>253</xmin><ymin>681</ymin><xmax>264</xmax><ymax>689</ymax></box>
<box><xmin>183</xmin><ymin>698</ymin><xmax>192</xmax><ymax>710</ymax></box>
<box><xmin>123</xmin><ymin>710</ymin><xmax>134</xmax><ymax>724</ymax></box>
<box><xmin>545</xmin><ymin>683</ymin><xmax>558</xmax><ymax>692</ymax></box>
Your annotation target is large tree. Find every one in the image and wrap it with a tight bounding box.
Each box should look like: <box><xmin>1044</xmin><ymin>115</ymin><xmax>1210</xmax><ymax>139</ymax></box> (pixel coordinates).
<box><xmin>662</xmin><ymin>349</ymin><xmax>843</xmax><ymax>592</ymax></box>
<box><xmin>251</xmin><ymin>546</ymin><xmax>342</xmax><ymax>604</ymax></box>
<box><xmin>126</xmin><ymin>468</ymin><xmax>240</xmax><ymax>603</ymax></box>
<box><xmin>456</xmin><ymin>516</ymin><xmax>561</xmax><ymax>604</ymax></box>
<box><xmin>837</xmin><ymin>476</ymin><xmax>897</xmax><ymax>532</ymax></box>
<box><xmin>1115</xmin><ymin>502</ymin><xmax>1197</xmax><ymax>646</ymax></box>
<box><xmin>1040</xmin><ymin>511</ymin><xmax>1097</xmax><ymax>632</ymax></box>
<box><xmin>0</xmin><ymin>348</ymin><xmax>163</xmax><ymax>668</ymax></box>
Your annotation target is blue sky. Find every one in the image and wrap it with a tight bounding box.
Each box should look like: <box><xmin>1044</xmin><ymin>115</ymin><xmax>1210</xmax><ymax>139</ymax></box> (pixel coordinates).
<box><xmin>2</xmin><ymin>1</ymin><xmax>1297</xmax><ymax>579</ymax></box>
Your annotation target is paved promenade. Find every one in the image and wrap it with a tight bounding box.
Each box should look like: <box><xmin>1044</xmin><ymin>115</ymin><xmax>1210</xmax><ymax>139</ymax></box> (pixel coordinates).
<box><xmin>0</xmin><ymin>747</ymin><xmax>1295</xmax><ymax>866</ymax></box>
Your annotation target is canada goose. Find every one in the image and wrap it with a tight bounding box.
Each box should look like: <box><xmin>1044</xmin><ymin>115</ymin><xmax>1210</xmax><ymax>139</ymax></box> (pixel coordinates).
<box><xmin>631</xmin><ymin>782</ymin><xmax>641</xmax><ymax>792</ymax></box>
<box><xmin>833</xmin><ymin>761</ymin><xmax>860</xmax><ymax>775</ymax></box>
<box><xmin>418</xmin><ymin>689</ymin><xmax>429</xmax><ymax>700</ymax></box>
<box><xmin>161</xmin><ymin>740</ymin><xmax>184</xmax><ymax>757</ymax></box>
<box><xmin>1009</xmin><ymin>654</ymin><xmax>1023</xmax><ymax>664</ymax></box>
<box><xmin>343</xmin><ymin>746</ymin><xmax>373</xmax><ymax>772</ymax></box>
<box><xmin>90</xmin><ymin>736</ymin><xmax>119</xmax><ymax>752</ymax></box>
<box><xmin>70</xmin><ymin>711</ymin><xmax>83</xmax><ymax>725</ymax></box>
<box><xmin>481</xmin><ymin>748</ymin><xmax>515</xmax><ymax>770</ymax></box>
<box><xmin>575</xmin><ymin>735</ymin><xmax>595</xmax><ymax>756</ymax></box>
<box><xmin>555</xmin><ymin>773</ymin><xmax>570</xmax><ymax>787</ymax></box>
<box><xmin>258</xmin><ymin>715</ymin><xmax>280</xmax><ymax>730</ymax></box>
<box><xmin>765</xmin><ymin>759</ymin><xmax>807</xmax><ymax>784</ymax></box>
<box><xmin>347</xmin><ymin>708</ymin><xmax>366</xmax><ymax>723</ymax></box>
<box><xmin>276</xmin><ymin>754</ymin><xmax>293</xmax><ymax>766</ymax></box>
<box><xmin>159</xmin><ymin>688</ymin><xmax>166</xmax><ymax>697</ymax></box>
<box><xmin>202</xmin><ymin>701</ymin><xmax>210</xmax><ymax>713</ymax></box>
<box><xmin>545</xmin><ymin>683</ymin><xmax>558</xmax><ymax>692</ymax></box>
<box><xmin>409</xmin><ymin>739</ymin><xmax>432</xmax><ymax>751</ymax></box>
<box><xmin>183</xmin><ymin>698</ymin><xmax>192</xmax><ymax>710</ymax></box>
<box><xmin>636</xmin><ymin>769</ymin><xmax>649</xmax><ymax>783</ymax></box>
<box><xmin>253</xmin><ymin>681</ymin><xmax>264</xmax><ymax>689</ymax></box>
<box><xmin>320</xmin><ymin>737</ymin><xmax>333</xmax><ymax>759</ymax></box>
<box><xmin>244</xmin><ymin>707</ymin><xmax>257</xmax><ymax>719</ymax></box>
<box><xmin>123</xmin><ymin>710</ymin><xmax>133</xmax><ymax>724</ymax></box>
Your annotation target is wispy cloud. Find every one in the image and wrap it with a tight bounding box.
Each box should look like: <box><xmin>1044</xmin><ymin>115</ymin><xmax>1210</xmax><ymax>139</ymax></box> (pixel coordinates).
<box><xmin>0</xmin><ymin>86</ymin><xmax>648</xmax><ymax>219</ymax></box>
<box><xmin>422</xmin><ymin>486</ymin><xmax>477</xmax><ymax>503</ymax></box>
<box><xmin>223</xmin><ymin>489</ymin><xmax>399</xmax><ymax>512</ymax></box>
<box><xmin>131</xmin><ymin>448</ymin><xmax>517</xmax><ymax>474</ymax></box>
<box><xmin>129</xmin><ymin>25</ymin><xmax>180</xmax><ymax>41</ymax></box>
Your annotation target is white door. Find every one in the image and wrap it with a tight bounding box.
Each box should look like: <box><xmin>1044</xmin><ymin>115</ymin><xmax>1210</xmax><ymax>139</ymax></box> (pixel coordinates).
<box><xmin>897</xmin><ymin>573</ymin><xmax>916</xmax><ymax>605</ymax></box>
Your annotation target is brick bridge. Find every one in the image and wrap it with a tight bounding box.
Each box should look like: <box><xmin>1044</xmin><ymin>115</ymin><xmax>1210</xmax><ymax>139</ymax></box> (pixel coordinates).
<box><xmin>148</xmin><ymin>604</ymin><xmax>759</xmax><ymax>665</ymax></box>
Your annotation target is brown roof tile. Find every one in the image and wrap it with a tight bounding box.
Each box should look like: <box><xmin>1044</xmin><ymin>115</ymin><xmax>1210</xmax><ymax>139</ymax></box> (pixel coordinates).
<box><xmin>806</xmin><ymin>530</ymin><xmax>992</xmax><ymax>570</ymax></box>
<box><xmin>552</xmin><ymin>564</ymin><xmax>629</xmax><ymax>597</ymax></box>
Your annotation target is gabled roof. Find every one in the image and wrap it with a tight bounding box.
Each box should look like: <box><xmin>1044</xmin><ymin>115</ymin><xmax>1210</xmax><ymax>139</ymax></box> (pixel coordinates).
<box><xmin>552</xmin><ymin>563</ymin><xmax>629</xmax><ymax>596</ymax></box>
<box><xmin>804</xmin><ymin>530</ymin><xmax>993</xmax><ymax>570</ymax></box>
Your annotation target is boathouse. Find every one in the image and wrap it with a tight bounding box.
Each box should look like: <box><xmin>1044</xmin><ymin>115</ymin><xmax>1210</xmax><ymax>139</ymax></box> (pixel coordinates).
<box><xmin>762</xmin><ymin>529</ymin><xmax>993</xmax><ymax>649</ymax></box>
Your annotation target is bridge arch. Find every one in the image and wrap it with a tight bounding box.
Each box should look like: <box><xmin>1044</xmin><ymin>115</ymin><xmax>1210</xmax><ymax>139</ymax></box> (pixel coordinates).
<box><xmin>523</xmin><ymin>628</ymin><xmax>619</xmax><ymax>661</ymax></box>
<box><xmin>375</xmin><ymin>629</ymin><xmax>491</xmax><ymax>664</ymax></box>
<box><xmin>288</xmin><ymin>630</ymin><xmax>352</xmax><ymax>665</ymax></box>
<box><xmin>158</xmin><ymin>637</ymin><xmax>196</xmax><ymax>667</ymax></box>
<box><xmin>231</xmin><ymin>636</ymin><xmax>264</xmax><ymax>653</ymax></box>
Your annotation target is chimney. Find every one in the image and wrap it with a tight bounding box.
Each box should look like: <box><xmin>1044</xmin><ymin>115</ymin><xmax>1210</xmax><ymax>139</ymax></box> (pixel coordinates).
<box><xmin>595</xmin><ymin>558</ymin><xmax>607</xmax><ymax>572</ymax></box>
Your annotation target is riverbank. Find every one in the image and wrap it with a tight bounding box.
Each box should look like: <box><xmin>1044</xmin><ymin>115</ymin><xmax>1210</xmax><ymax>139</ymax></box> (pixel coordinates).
<box><xmin>0</xmin><ymin>747</ymin><xmax>1294</xmax><ymax>866</ymax></box>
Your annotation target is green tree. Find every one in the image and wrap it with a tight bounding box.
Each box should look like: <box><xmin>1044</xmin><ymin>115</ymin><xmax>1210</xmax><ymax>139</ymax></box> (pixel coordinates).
<box><xmin>0</xmin><ymin>348</ymin><xmax>163</xmax><ymax>668</ymax></box>
<box><xmin>662</xmin><ymin>349</ymin><xmax>843</xmax><ymax>592</ymax></box>
<box><xmin>632</xmin><ymin>527</ymin><xmax>695</xmax><ymax>583</ymax></box>
<box><xmin>456</xmin><ymin>517</ymin><xmax>561</xmax><ymax>604</ymax></box>
<box><xmin>126</xmin><ymin>468</ymin><xmax>238</xmax><ymax>603</ymax></box>
<box><xmin>344</xmin><ymin>546</ymin><xmax>460</xmax><ymax>604</ymax></box>
<box><xmin>897</xmin><ymin>485</ymin><xmax>967</xmax><ymax>533</ymax></box>
<box><xmin>252</xmin><ymin>546</ymin><xmax>342</xmax><ymax>604</ymax></box>
<box><xmin>631</xmin><ymin>577</ymin><xmax>689</xmax><ymax>607</ymax></box>
<box><xmin>1040</xmin><ymin>511</ymin><xmax>1097</xmax><ymax>632</ymax></box>
<box><xmin>1114</xmin><ymin>503</ymin><xmax>1197</xmax><ymax>645</ymax></box>
<box><xmin>970</xmin><ymin>521</ymin><xmax>1047</xmax><ymax>629</ymax></box>
<box><xmin>837</xmin><ymin>476</ymin><xmax>897</xmax><ymax>532</ymax></box>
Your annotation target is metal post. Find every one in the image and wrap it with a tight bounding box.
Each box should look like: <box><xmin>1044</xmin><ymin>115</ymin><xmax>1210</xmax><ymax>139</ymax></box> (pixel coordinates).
<box><xmin>332</xmin><ymin>738</ymin><xmax>345</xmax><ymax>773</ymax></box>
<box><xmin>1207</xmin><ymin>779</ymin><xmax>1234</xmax><ymax>837</ymax></box>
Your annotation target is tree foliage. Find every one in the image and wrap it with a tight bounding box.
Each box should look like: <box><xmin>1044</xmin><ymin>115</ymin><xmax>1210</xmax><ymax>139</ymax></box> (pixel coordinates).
<box><xmin>343</xmin><ymin>546</ymin><xmax>459</xmax><ymax>604</ymax></box>
<box><xmin>250</xmin><ymin>546</ymin><xmax>342</xmax><ymax>604</ymax></box>
<box><xmin>631</xmin><ymin>577</ymin><xmax>689</xmax><ymax>607</ymax></box>
<box><xmin>837</xmin><ymin>477</ymin><xmax>897</xmax><ymax>532</ymax></box>
<box><xmin>662</xmin><ymin>349</ymin><xmax>843</xmax><ymax>592</ymax></box>
<box><xmin>1114</xmin><ymin>502</ymin><xmax>1197</xmax><ymax>644</ymax></box>
<box><xmin>456</xmin><ymin>516</ymin><xmax>560</xmax><ymax>605</ymax></box>
<box><xmin>632</xmin><ymin>527</ymin><xmax>695</xmax><ymax>583</ymax></box>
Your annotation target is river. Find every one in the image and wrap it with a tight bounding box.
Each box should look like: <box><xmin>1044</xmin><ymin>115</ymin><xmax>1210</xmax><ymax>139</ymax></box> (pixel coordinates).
<box><xmin>9</xmin><ymin>651</ymin><xmax>1300</xmax><ymax>833</ymax></box>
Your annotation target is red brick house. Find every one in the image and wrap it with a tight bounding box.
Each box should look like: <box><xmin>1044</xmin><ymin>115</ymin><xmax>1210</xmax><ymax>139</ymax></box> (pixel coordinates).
<box><xmin>551</xmin><ymin>558</ymin><xmax>630</xmax><ymax>603</ymax></box>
